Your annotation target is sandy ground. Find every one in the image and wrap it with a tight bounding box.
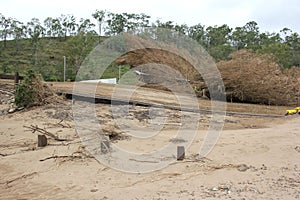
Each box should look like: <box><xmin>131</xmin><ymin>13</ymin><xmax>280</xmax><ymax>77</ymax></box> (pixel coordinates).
<box><xmin>0</xmin><ymin>96</ymin><xmax>299</xmax><ymax>199</ymax></box>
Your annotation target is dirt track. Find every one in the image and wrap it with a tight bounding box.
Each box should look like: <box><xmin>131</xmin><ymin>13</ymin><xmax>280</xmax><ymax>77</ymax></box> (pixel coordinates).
<box><xmin>49</xmin><ymin>81</ymin><xmax>290</xmax><ymax>116</ymax></box>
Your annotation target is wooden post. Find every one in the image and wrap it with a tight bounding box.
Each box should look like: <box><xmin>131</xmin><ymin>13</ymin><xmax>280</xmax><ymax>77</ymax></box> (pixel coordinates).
<box><xmin>14</xmin><ymin>72</ymin><xmax>19</xmax><ymax>87</ymax></box>
<box><xmin>38</xmin><ymin>135</ymin><xmax>47</xmax><ymax>147</ymax></box>
<box><xmin>177</xmin><ymin>146</ymin><xmax>185</xmax><ymax>160</ymax></box>
<box><xmin>101</xmin><ymin>140</ymin><xmax>110</xmax><ymax>154</ymax></box>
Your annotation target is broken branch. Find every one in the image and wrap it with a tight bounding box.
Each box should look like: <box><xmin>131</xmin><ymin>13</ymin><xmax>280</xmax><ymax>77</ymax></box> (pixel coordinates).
<box><xmin>24</xmin><ymin>125</ymin><xmax>72</xmax><ymax>141</ymax></box>
<box><xmin>39</xmin><ymin>155</ymin><xmax>83</xmax><ymax>162</ymax></box>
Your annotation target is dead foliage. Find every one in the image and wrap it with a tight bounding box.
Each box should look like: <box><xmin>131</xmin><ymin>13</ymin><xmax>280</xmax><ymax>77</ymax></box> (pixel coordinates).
<box><xmin>15</xmin><ymin>71</ymin><xmax>64</xmax><ymax>108</ymax></box>
<box><xmin>217</xmin><ymin>50</ymin><xmax>300</xmax><ymax>106</ymax></box>
<box><xmin>115</xmin><ymin>35</ymin><xmax>300</xmax><ymax>106</ymax></box>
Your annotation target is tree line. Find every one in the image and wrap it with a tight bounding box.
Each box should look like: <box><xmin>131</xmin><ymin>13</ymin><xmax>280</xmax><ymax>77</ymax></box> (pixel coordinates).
<box><xmin>0</xmin><ymin>10</ymin><xmax>300</xmax><ymax>78</ymax></box>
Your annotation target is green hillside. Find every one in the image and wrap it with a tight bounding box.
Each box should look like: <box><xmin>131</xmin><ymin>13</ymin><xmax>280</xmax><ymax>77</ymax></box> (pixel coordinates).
<box><xmin>0</xmin><ymin>35</ymin><xmax>104</xmax><ymax>81</ymax></box>
<box><xmin>1</xmin><ymin>11</ymin><xmax>300</xmax><ymax>82</ymax></box>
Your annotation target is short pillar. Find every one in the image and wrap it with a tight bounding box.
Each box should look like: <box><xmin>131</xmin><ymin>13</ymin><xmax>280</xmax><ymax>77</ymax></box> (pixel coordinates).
<box><xmin>177</xmin><ymin>146</ymin><xmax>185</xmax><ymax>160</ymax></box>
<box><xmin>101</xmin><ymin>140</ymin><xmax>110</xmax><ymax>154</ymax></box>
<box><xmin>14</xmin><ymin>72</ymin><xmax>19</xmax><ymax>87</ymax></box>
<box><xmin>38</xmin><ymin>135</ymin><xmax>47</xmax><ymax>147</ymax></box>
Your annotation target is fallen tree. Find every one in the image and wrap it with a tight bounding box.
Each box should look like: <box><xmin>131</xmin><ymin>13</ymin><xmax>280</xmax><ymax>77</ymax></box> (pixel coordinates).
<box><xmin>217</xmin><ymin>50</ymin><xmax>300</xmax><ymax>106</ymax></box>
<box><xmin>115</xmin><ymin>48</ymin><xmax>300</xmax><ymax>106</ymax></box>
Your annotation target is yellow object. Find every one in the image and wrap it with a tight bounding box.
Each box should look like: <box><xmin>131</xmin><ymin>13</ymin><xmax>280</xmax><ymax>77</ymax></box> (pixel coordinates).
<box><xmin>285</xmin><ymin>109</ymin><xmax>298</xmax><ymax>115</ymax></box>
<box><xmin>294</xmin><ymin>107</ymin><xmax>300</xmax><ymax>111</ymax></box>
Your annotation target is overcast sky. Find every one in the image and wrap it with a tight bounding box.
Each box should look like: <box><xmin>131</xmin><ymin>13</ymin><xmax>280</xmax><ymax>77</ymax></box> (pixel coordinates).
<box><xmin>1</xmin><ymin>0</ymin><xmax>300</xmax><ymax>33</ymax></box>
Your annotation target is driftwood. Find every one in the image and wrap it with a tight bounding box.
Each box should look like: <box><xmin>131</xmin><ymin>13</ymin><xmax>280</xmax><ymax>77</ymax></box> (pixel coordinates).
<box><xmin>24</xmin><ymin>125</ymin><xmax>72</xmax><ymax>142</ymax></box>
<box><xmin>0</xmin><ymin>172</ymin><xmax>37</xmax><ymax>185</ymax></box>
<box><xmin>46</xmin><ymin>119</ymin><xmax>72</xmax><ymax>129</ymax></box>
<box><xmin>39</xmin><ymin>155</ymin><xmax>83</xmax><ymax>162</ymax></box>
<box><xmin>57</xmin><ymin>119</ymin><xmax>72</xmax><ymax>128</ymax></box>
<box><xmin>39</xmin><ymin>150</ymin><xmax>94</xmax><ymax>162</ymax></box>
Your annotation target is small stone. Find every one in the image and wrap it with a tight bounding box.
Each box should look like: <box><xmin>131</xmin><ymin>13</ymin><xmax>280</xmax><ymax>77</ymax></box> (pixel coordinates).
<box><xmin>295</xmin><ymin>146</ymin><xmax>300</xmax><ymax>153</ymax></box>
<box><xmin>8</xmin><ymin>108</ymin><xmax>16</xmax><ymax>113</ymax></box>
<box><xmin>261</xmin><ymin>164</ymin><xmax>267</xmax><ymax>170</ymax></box>
<box><xmin>17</xmin><ymin>107</ymin><xmax>24</xmax><ymax>111</ymax></box>
<box><xmin>238</xmin><ymin>164</ymin><xmax>249</xmax><ymax>172</ymax></box>
<box><xmin>90</xmin><ymin>189</ymin><xmax>98</xmax><ymax>192</ymax></box>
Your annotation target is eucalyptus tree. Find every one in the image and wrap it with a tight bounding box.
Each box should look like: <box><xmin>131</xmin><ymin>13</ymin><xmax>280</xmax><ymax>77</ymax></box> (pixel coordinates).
<box><xmin>44</xmin><ymin>17</ymin><xmax>54</xmax><ymax>37</ymax></box>
<box><xmin>231</xmin><ymin>21</ymin><xmax>260</xmax><ymax>51</ymax></box>
<box><xmin>10</xmin><ymin>19</ymin><xmax>27</xmax><ymax>51</ymax></box>
<box><xmin>242</xmin><ymin>21</ymin><xmax>260</xmax><ymax>50</ymax></box>
<box><xmin>188</xmin><ymin>23</ymin><xmax>207</xmax><ymax>47</ymax></box>
<box><xmin>174</xmin><ymin>23</ymin><xmax>189</xmax><ymax>35</ymax></box>
<box><xmin>232</xmin><ymin>26</ymin><xmax>247</xmax><ymax>50</ymax></box>
<box><xmin>206</xmin><ymin>24</ymin><xmax>232</xmax><ymax>47</ymax></box>
<box><xmin>66</xmin><ymin>30</ymin><xmax>98</xmax><ymax>79</ymax></box>
<box><xmin>257</xmin><ymin>31</ymin><xmax>291</xmax><ymax>68</ymax></box>
<box><xmin>92</xmin><ymin>9</ymin><xmax>106</xmax><ymax>37</ymax></box>
<box><xmin>206</xmin><ymin>24</ymin><xmax>233</xmax><ymax>60</ymax></box>
<box><xmin>77</xmin><ymin>18</ymin><xmax>95</xmax><ymax>34</ymax></box>
<box><xmin>61</xmin><ymin>14</ymin><xmax>77</xmax><ymax>39</ymax></box>
<box><xmin>0</xmin><ymin>14</ymin><xmax>12</xmax><ymax>48</ymax></box>
<box><xmin>136</xmin><ymin>13</ymin><xmax>150</xmax><ymax>29</ymax></box>
<box><xmin>44</xmin><ymin>17</ymin><xmax>65</xmax><ymax>39</ymax></box>
<box><xmin>283</xmin><ymin>30</ymin><xmax>300</xmax><ymax>67</ymax></box>
<box><xmin>130</xmin><ymin>13</ymin><xmax>150</xmax><ymax>33</ymax></box>
<box><xmin>155</xmin><ymin>20</ymin><xmax>174</xmax><ymax>29</ymax></box>
<box><xmin>27</xmin><ymin>18</ymin><xmax>45</xmax><ymax>64</ymax></box>
<box><xmin>105</xmin><ymin>12</ymin><xmax>127</xmax><ymax>35</ymax></box>
<box><xmin>105</xmin><ymin>12</ymin><xmax>150</xmax><ymax>35</ymax></box>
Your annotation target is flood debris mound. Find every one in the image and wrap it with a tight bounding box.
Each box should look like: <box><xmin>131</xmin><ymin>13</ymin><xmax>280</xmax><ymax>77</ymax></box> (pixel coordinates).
<box><xmin>116</xmin><ymin>46</ymin><xmax>300</xmax><ymax>106</ymax></box>
<box><xmin>15</xmin><ymin>70</ymin><xmax>62</xmax><ymax>108</ymax></box>
<box><xmin>217</xmin><ymin>50</ymin><xmax>300</xmax><ymax>106</ymax></box>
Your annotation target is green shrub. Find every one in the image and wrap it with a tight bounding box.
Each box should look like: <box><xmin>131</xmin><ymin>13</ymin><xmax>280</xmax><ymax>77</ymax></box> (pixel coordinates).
<box><xmin>15</xmin><ymin>70</ymin><xmax>48</xmax><ymax>108</ymax></box>
<box><xmin>15</xmin><ymin>70</ymin><xmax>34</xmax><ymax>107</ymax></box>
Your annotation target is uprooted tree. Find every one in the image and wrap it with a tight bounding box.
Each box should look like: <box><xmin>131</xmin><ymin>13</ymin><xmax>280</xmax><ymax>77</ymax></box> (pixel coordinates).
<box><xmin>217</xmin><ymin>50</ymin><xmax>300</xmax><ymax>106</ymax></box>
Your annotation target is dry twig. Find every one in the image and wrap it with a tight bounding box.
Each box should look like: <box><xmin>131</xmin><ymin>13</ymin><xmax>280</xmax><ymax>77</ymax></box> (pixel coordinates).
<box><xmin>0</xmin><ymin>172</ymin><xmax>38</xmax><ymax>185</ymax></box>
<box><xmin>24</xmin><ymin>125</ymin><xmax>72</xmax><ymax>141</ymax></box>
<box><xmin>39</xmin><ymin>155</ymin><xmax>83</xmax><ymax>162</ymax></box>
